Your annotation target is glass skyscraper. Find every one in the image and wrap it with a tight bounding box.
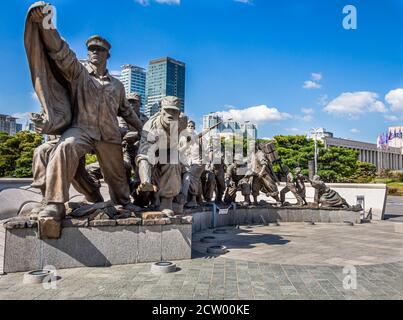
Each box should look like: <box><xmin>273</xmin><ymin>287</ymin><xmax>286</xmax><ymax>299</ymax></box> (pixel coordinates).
<box><xmin>145</xmin><ymin>57</ymin><xmax>186</xmax><ymax>117</ymax></box>
<box><xmin>202</xmin><ymin>113</ymin><xmax>258</xmax><ymax>139</ymax></box>
<box><xmin>0</xmin><ymin>114</ymin><xmax>17</xmax><ymax>135</ymax></box>
<box><xmin>119</xmin><ymin>64</ymin><xmax>147</xmax><ymax>112</ymax></box>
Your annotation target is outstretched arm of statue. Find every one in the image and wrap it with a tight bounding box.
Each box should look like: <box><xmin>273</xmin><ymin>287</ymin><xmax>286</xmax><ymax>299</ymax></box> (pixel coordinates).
<box><xmin>29</xmin><ymin>5</ymin><xmax>83</xmax><ymax>82</ymax></box>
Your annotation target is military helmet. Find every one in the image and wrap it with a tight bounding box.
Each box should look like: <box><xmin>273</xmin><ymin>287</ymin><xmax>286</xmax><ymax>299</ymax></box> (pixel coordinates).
<box><xmin>161</xmin><ymin>96</ymin><xmax>181</xmax><ymax>112</ymax></box>
<box><xmin>127</xmin><ymin>92</ymin><xmax>141</xmax><ymax>102</ymax></box>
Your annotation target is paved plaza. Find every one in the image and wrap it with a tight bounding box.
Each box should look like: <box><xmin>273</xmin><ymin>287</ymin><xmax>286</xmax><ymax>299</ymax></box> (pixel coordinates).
<box><xmin>1</xmin><ymin>198</ymin><xmax>403</xmax><ymax>300</ymax></box>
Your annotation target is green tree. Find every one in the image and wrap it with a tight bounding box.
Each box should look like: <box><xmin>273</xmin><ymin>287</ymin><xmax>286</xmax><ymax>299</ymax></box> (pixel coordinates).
<box><xmin>259</xmin><ymin>135</ymin><xmax>367</xmax><ymax>183</ymax></box>
<box><xmin>0</xmin><ymin>131</ymin><xmax>43</xmax><ymax>178</ymax></box>
<box><xmin>352</xmin><ymin>161</ymin><xmax>377</xmax><ymax>183</ymax></box>
<box><xmin>317</xmin><ymin>146</ymin><xmax>359</xmax><ymax>182</ymax></box>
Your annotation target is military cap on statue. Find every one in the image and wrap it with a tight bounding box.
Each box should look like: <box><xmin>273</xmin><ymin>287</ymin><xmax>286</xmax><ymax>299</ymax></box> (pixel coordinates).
<box><xmin>86</xmin><ymin>35</ymin><xmax>112</xmax><ymax>51</ymax></box>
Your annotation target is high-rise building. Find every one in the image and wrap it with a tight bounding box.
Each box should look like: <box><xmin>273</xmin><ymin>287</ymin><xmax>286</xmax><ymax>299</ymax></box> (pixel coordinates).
<box><xmin>0</xmin><ymin>114</ymin><xmax>17</xmax><ymax>135</ymax></box>
<box><xmin>15</xmin><ymin>123</ymin><xmax>23</xmax><ymax>133</ymax></box>
<box><xmin>203</xmin><ymin>113</ymin><xmax>222</xmax><ymax>131</ymax></box>
<box><xmin>119</xmin><ymin>64</ymin><xmax>147</xmax><ymax>112</ymax></box>
<box><xmin>202</xmin><ymin>113</ymin><xmax>258</xmax><ymax>139</ymax></box>
<box><xmin>145</xmin><ymin>57</ymin><xmax>186</xmax><ymax>117</ymax></box>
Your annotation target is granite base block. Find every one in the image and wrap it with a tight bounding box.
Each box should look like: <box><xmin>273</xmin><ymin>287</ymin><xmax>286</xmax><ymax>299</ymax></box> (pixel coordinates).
<box><xmin>2</xmin><ymin>223</ymin><xmax>192</xmax><ymax>273</ymax></box>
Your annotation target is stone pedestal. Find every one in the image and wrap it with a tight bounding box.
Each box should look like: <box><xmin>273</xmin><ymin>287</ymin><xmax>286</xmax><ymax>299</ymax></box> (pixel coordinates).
<box><xmin>1</xmin><ymin>216</ymin><xmax>192</xmax><ymax>274</ymax></box>
<box><xmin>189</xmin><ymin>205</ymin><xmax>362</xmax><ymax>233</ymax></box>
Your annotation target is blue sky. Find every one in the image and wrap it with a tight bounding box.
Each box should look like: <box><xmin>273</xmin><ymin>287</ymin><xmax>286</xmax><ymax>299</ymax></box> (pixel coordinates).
<box><xmin>1</xmin><ymin>0</ymin><xmax>403</xmax><ymax>143</ymax></box>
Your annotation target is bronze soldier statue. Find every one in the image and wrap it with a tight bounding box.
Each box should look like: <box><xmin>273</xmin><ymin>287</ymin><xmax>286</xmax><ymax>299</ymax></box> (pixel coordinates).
<box><xmin>280</xmin><ymin>165</ymin><xmax>305</xmax><ymax>206</ymax></box>
<box><xmin>178</xmin><ymin>120</ymin><xmax>204</xmax><ymax>208</ymax></box>
<box><xmin>26</xmin><ymin>4</ymin><xmax>143</xmax><ymax>221</ymax></box>
<box><xmin>251</xmin><ymin>142</ymin><xmax>281</xmax><ymax>205</ymax></box>
<box><xmin>310</xmin><ymin>175</ymin><xmax>350</xmax><ymax>208</ymax></box>
<box><xmin>202</xmin><ymin>155</ymin><xmax>226</xmax><ymax>204</ymax></box>
<box><xmin>294</xmin><ymin>167</ymin><xmax>308</xmax><ymax>205</ymax></box>
<box><xmin>136</xmin><ymin>96</ymin><xmax>186</xmax><ymax>212</ymax></box>
<box><xmin>85</xmin><ymin>93</ymin><xmax>147</xmax><ymax>195</ymax></box>
<box><xmin>224</xmin><ymin>154</ymin><xmax>253</xmax><ymax>206</ymax></box>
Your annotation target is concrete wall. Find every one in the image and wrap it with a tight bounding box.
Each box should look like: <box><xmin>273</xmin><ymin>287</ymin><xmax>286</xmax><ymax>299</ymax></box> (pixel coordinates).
<box><xmin>191</xmin><ymin>207</ymin><xmax>361</xmax><ymax>234</ymax></box>
<box><xmin>0</xmin><ymin>178</ymin><xmax>33</xmax><ymax>192</ymax></box>
<box><xmin>239</xmin><ymin>183</ymin><xmax>387</xmax><ymax>221</ymax></box>
<box><xmin>2</xmin><ymin>224</ymin><xmax>192</xmax><ymax>274</ymax></box>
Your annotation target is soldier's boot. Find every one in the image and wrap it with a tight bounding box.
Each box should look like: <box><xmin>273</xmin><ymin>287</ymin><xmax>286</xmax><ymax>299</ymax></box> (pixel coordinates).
<box><xmin>243</xmin><ymin>195</ymin><xmax>251</xmax><ymax>206</ymax></box>
<box><xmin>29</xmin><ymin>187</ymin><xmax>46</xmax><ymax>220</ymax></box>
<box><xmin>279</xmin><ymin>190</ymin><xmax>287</xmax><ymax>204</ymax></box>
<box><xmin>38</xmin><ymin>203</ymin><xmax>66</xmax><ymax>221</ymax></box>
<box><xmin>293</xmin><ymin>193</ymin><xmax>305</xmax><ymax>207</ymax></box>
<box><xmin>185</xmin><ymin>195</ymin><xmax>198</xmax><ymax>209</ymax></box>
<box><xmin>177</xmin><ymin>193</ymin><xmax>187</xmax><ymax>205</ymax></box>
<box><xmin>30</xmin><ymin>198</ymin><xmax>47</xmax><ymax>220</ymax></box>
<box><xmin>159</xmin><ymin>197</ymin><xmax>173</xmax><ymax>211</ymax></box>
<box><xmin>253</xmin><ymin>196</ymin><xmax>259</xmax><ymax>206</ymax></box>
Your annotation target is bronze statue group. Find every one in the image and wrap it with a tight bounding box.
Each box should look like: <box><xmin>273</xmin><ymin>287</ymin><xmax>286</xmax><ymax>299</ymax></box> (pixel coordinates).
<box><xmin>25</xmin><ymin>2</ymin><xmax>351</xmax><ymax>223</ymax></box>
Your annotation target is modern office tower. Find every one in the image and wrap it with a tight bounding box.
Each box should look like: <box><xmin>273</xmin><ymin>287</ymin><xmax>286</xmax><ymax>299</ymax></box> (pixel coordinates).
<box><xmin>0</xmin><ymin>114</ymin><xmax>17</xmax><ymax>135</ymax></box>
<box><xmin>120</xmin><ymin>64</ymin><xmax>147</xmax><ymax>112</ymax></box>
<box><xmin>203</xmin><ymin>113</ymin><xmax>223</xmax><ymax>131</ymax></box>
<box><xmin>15</xmin><ymin>123</ymin><xmax>23</xmax><ymax>133</ymax></box>
<box><xmin>202</xmin><ymin>113</ymin><xmax>258</xmax><ymax>139</ymax></box>
<box><xmin>241</xmin><ymin>122</ymin><xmax>258</xmax><ymax>140</ymax></box>
<box><xmin>145</xmin><ymin>57</ymin><xmax>186</xmax><ymax>117</ymax></box>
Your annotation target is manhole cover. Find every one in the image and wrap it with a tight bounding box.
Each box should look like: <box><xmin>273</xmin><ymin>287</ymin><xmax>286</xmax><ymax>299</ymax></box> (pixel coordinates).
<box><xmin>151</xmin><ymin>262</ymin><xmax>177</xmax><ymax>274</ymax></box>
<box><xmin>207</xmin><ymin>245</ymin><xmax>228</xmax><ymax>254</ymax></box>
<box><xmin>201</xmin><ymin>236</ymin><xmax>216</xmax><ymax>243</ymax></box>
<box><xmin>23</xmin><ymin>270</ymin><xmax>53</xmax><ymax>284</ymax></box>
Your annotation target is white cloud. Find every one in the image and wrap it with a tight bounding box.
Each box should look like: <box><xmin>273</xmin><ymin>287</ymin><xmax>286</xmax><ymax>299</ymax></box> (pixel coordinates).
<box><xmin>285</xmin><ymin>128</ymin><xmax>300</xmax><ymax>132</ymax></box>
<box><xmin>156</xmin><ymin>0</ymin><xmax>180</xmax><ymax>4</ymax></box>
<box><xmin>317</xmin><ymin>94</ymin><xmax>329</xmax><ymax>106</ymax></box>
<box><xmin>303</xmin><ymin>80</ymin><xmax>321</xmax><ymax>90</ymax></box>
<box><xmin>385</xmin><ymin>88</ymin><xmax>403</xmax><ymax>112</ymax></box>
<box><xmin>323</xmin><ymin>91</ymin><xmax>387</xmax><ymax>118</ymax></box>
<box><xmin>217</xmin><ymin>105</ymin><xmax>292</xmax><ymax>124</ymax></box>
<box><xmin>384</xmin><ymin>115</ymin><xmax>400</xmax><ymax>122</ymax></box>
<box><xmin>135</xmin><ymin>0</ymin><xmax>149</xmax><ymax>5</ymax></box>
<box><xmin>298</xmin><ymin>115</ymin><xmax>314</xmax><ymax>122</ymax></box>
<box><xmin>301</xmin><ymin>108</ymin><xmax>315</xmax><ymax>115</ymax></box>
<box><xmin>311</xmin><ymin>73</ymin><xmax>322</xmax><ymax>81</ymax></box>
<box><xmin>234</xmin><ymin>0</ymin><xmax>253</xmax><ymax>4</ymax></box>
<box><xmin>135</xmin><ymin>0</ymin><xmax>180</xmax><ymax>6</ymax></box>
<box><xmin>303</xmin><ymin>72</ymin><xmax>323</xmax><ymax>90</ymax></box>
<box><xmin>349</xmin><ymin>128</ymin><xmax>360</xmax><ymax>134</ymax></box>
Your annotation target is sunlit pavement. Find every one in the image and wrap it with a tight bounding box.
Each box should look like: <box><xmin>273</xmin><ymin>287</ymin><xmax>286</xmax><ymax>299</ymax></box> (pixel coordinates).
<box><xmin>1</xmin><ymin>199</ymin><xmax>403</xmax><ymax>300</ymax></box>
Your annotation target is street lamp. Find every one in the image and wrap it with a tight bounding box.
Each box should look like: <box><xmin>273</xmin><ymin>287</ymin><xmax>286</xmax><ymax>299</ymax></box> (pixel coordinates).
<box><xmin>308</xmin><ymin>128</ymin><xmax>322</xmax><ymax>175</ymax></box>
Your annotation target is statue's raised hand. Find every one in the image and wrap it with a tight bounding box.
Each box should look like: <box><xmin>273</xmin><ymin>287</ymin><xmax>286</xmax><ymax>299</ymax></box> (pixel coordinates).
<box><xmin>30</xmin><ymin>6</ymin><xmax>46</xmax><ymax>24</ymax></box>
